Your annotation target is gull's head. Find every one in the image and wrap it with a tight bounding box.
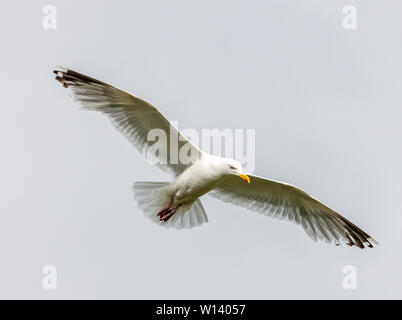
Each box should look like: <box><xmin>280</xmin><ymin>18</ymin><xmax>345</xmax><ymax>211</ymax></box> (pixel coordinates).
<box><xmin>223</xmin><ymin>159</ymin><xmax>250</xmax><ymax>184</ymax></box>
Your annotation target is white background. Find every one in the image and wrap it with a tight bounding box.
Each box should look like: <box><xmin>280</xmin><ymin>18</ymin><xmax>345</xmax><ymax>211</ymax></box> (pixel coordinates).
<box><xmin>1</xmin><ymin>1</ymin><xmax>401</xmax><ymax>298</ymax></box>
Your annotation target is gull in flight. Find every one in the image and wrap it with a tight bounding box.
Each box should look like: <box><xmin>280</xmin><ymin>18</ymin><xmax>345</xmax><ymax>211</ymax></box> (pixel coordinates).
<box><xmin>54</xmin><ymin>67</ymin><xmax>377</xmax><ymax>249</ymax></box>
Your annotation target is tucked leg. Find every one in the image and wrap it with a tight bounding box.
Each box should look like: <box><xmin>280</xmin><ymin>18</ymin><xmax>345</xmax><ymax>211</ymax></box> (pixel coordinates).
<box><xmin>157</xmin><ymin>205</ymin><xmax>181</xmax><ymax>222</ymax></box>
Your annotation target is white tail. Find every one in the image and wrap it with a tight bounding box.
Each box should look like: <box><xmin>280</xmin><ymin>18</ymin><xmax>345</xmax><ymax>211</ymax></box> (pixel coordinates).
<box><xmin>132</xmin><ymin>181</ymin><xmax>208</xmax><ymax>229</ymax></box>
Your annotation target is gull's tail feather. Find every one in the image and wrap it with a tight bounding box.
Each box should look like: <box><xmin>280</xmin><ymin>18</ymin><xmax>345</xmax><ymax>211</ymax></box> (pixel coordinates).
<box><xmin>132</xmin><ymin>181</ymin><xmax>208</xmax><ymax>229</ymax></box>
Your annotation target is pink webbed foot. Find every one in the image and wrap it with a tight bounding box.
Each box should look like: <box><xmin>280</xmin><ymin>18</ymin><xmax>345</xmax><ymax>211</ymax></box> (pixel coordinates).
<box><xmin>157</xmin><ymin>205</ymin><xmax>180</xmax><ymax>222</ymax></box>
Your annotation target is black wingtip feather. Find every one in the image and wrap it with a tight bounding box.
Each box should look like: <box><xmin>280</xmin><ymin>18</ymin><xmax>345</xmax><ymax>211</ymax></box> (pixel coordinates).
<box><xmin>53</xmin><ymin>67</ymin><xmax>109</xmax><ymax>87</ymax></box>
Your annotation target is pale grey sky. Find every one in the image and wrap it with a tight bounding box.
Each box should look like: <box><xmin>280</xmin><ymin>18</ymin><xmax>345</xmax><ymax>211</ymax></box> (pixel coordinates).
<box><xmin>1</xmin><ymin>0</ymin><xmax>401</xmax><ymax>299</ymax></box>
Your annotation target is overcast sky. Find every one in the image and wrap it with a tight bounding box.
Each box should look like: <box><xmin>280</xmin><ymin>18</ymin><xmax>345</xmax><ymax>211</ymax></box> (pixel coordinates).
<box><xmin>1</xmin><ymin>0</ymin><xmax>402</xmax><ymax>299</ymax></box>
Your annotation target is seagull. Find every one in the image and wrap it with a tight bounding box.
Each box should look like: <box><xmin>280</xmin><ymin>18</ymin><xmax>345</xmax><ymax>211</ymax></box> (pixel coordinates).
<box><xmin>54</xmin><ymin>67</ymin><xmax>377</xmax><ymax>249</ymax></box>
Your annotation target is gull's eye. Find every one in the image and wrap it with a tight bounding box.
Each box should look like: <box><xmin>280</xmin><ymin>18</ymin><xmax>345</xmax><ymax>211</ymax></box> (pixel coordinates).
<box><xmin>228</xmin><ymin>164</ymin><xmax>236</xmax><ymax>170</ymax></box>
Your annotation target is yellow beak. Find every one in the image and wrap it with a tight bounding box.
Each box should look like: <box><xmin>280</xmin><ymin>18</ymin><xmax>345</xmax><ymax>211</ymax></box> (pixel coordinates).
<box><xmin>239</xmin><ymin>173</ymin><xmax>250</xmax><ymax>184</ymax></box>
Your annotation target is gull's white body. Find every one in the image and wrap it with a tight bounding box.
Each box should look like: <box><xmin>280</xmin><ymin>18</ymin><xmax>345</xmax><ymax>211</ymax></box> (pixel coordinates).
<box><xmin>54</xmin><ymin>67</ymin><xmax>377</xmax><ymax>249</ymax></box>
<box><xmin>170</xmin><ymin>154</ymin><xmax>225</xmax><ymax>205</ymax></box>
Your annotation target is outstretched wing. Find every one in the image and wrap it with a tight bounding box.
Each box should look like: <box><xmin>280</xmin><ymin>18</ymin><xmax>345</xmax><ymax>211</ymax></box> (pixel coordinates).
<box><xmin>210</xmin><ymin>174</ymin><xmax>377</xmax><ymax>248</ymax></box>
<box><xmin>54</xmin><ymin>67</ymin><xmax>201</xmax><ymax>177</ymax></box>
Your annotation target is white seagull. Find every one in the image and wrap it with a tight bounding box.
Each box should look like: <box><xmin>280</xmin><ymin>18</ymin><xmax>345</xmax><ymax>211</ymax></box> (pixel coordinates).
<box><xmin>54</xmin><ymin>67</ymin><xmax>377</xmax><ymax>249</ymax></box>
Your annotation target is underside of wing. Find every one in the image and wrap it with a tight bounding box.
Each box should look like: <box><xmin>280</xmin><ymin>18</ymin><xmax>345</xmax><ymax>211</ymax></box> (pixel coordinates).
<box><xmin>54</xmin><ymin>67</ymin><xmax>201</xmax><ymax>177</ymax></box>
<box><xmin>210</xmin><ymin>174</ymin><xmax>377</xmax><ymax>248</ymax></box>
